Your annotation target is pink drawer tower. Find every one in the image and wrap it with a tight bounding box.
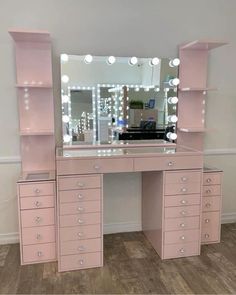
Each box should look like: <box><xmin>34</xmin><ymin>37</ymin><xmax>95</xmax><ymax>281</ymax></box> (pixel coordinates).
<box><xmin>9</xmin><ymin>29</ymin><xmax>56</xmax><ymax>264</ymax></box>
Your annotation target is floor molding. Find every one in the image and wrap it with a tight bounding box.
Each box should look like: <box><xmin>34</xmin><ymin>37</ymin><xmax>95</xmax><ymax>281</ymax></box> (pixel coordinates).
<box><xmin>0</xmin><ymin>156</ymin><xmax>21</xmax><ymax>164</ymax></box>
<box><xmin>0</xmin><ymin>232</ymin><xmax>19</xmax><ymax>245</ymax></box>
<box><xmin>204</xmin><ymin>148</ymin><xmax>236</xmax><ymax>156</ymax></box>
<box><xmin>221</xmin><ymin>212</ymin><xmax>236</xmax><ymax>224</ymax></box>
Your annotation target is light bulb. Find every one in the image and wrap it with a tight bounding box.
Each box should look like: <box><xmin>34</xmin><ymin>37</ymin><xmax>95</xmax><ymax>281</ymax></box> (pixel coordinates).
<box><xmin>168</xmin><ymin>115</ymin><xmax>178</xmax><ymax>123</ymax></box>
<box><xmin>135</xmin><ymin>87</ymin><xmax>140</xmax><ymax>92</ymax></box>
<box><xmin>62</xmin><ymin>115</ymin><xmax>70</xmax><ymax>123</ymax></box>
<box><xmin>107</xmin><ymin>56</ymin><xmax>116</xmax><ymax>65</ymax></box>
<box><xmin>154</xmin><ymin>87</ymin><xmax>160</xmax><ymax>92</ymax></box>
<box><xmin>62</xmin><ymin>95</ymin><xmax>70</xmax><ymax>103</ymax></box>
<box><xmin>129</xmin><ymin>56</ymin><xmax>138</xmax><ymax>66</ymax></box>
<box><xmin>84</xmin><ymin>54</ymin><xmax>93</xmax><ymax>64</ymax></box>
<box><xmin>61</xmin><ymin>54</ymin><xmax>69</xmax><ymax>62</ymax></box>
<box><xmin>63</xmin><ymin>134</ymin><xmax>71</xmax><ymax>143</ymax></box>
<box><xmin>144</xmin><ymin>87</ymin><xmax>149</xmax><ymax>92</ymax></box>
<box><xmin>150</xmin><ymin>57</ymin><xmax>160</xmax><ymax>66</ymax></box>
<box><xmin>167</xmin><ymin>132</ymin><xmax>177</xmax><ymax>140</ymax></box>
<box><xmin>61</xmin><ymin>75</ymin><xmax>69</xmax><ymax>83</ymax></box>
<box><xmin>169</xmin><ymin>78</ymin><xmax>180</xmax><ymax>87</ymax></box>
<box><xmin>168</xmin><ymin>96</ymin><xmax>178</xmax><ymax>104</ymax></box>
<box><xmin>169</xmin><ymin>58</ymin><xmax>180</xmax><ymax>67</ymax></box>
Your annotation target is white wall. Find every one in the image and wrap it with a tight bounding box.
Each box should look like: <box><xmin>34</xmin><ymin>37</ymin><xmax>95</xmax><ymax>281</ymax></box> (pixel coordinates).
<box><xmin>0</xmin><ymin>0</ymin><xmax>236</xmax><ymax>243</ymax></box>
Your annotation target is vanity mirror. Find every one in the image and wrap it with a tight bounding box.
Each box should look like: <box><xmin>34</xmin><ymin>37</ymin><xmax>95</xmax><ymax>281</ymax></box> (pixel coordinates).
<box><xmin>61</xmin><ymin>54</ymin><xmax>179</xmax><ymax>145</ymax></box>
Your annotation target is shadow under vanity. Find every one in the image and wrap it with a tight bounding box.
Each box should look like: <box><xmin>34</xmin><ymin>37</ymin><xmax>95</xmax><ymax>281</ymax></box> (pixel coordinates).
<box><xmin>9</xmin><ymin>29</ymin><xmax>226</xmax><ymax>271</ymax></box>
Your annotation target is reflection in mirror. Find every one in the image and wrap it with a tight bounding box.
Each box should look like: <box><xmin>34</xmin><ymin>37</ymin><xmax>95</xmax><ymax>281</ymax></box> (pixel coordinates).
<box><xmin>61</xmin><ymin>55</ymin><xmax>179</xmax><ymax>145</ymax></box>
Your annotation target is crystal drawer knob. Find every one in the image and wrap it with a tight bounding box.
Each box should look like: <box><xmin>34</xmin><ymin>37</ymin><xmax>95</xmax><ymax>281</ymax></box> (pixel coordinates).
<box><xmin>37</xmin><ymin>251</ymin><xmax>43</xmax><ymax>257</ymax></box>
<box><xmin>205</xmin><ymin>218</ymin><xmax>210</xmax><ymax>223</ymax></box>
<box><xmin>94</xmin><ymin>165</ymin><xmax>100</xmax><ymax>170</ymax></box>
<box><xmin>77</xmin><ymin>232</ymin><xmax>84</xmax><ymax>237</ymax></box>
<box><xmin>78</xmin><ymin>207</ymin><xmax>84</xmax><ymax>212</ymax></box>
<box><xmin>180</xmin><ymin>223</ymin><xmax>185</xmax><ymax>228</ymax></box>
<box><xmin>181</xmin><ymin>177</ymin><xmax>188</xmax><ymax>182</ymax></box>
<box><xmin>205</xmin><ymin>233</ymin><xmax>210</xmax><ymax>238</ymax></box>
<box><xmin>77</xmin><ymin>194</ymin><xmax>83</xmax><ymax>200</ymax></box>
<box><xmin>179</xmin><ymin>248</ymin><xmax>185</xmax><ymax>254</ymax></box>
<box><xmin>205</xmin><ymin>203</ymin><xmax>211</xmax><ymax>208</ymax></box>
<box><xmin>181</xmin><ymin>210</ymin><xmax>187</xmax><ymax>216</ymax></box>
<box><xmin>168</xmin><ymin>161</ymin><xmax>174</xmax><ymax>167</ymax></box>
<box><xmin>78</xmin><ymin>259</ymin><xmax>84</xmax><ymax>265</ymax></box>
<box><xmin>36</xmin><ymin>234</ymin><xmax>42</xmax><ymax>240</ymax></box>
<box><xmin>181</xmin><ymin>200</ymin><xmax>187</xmax><ymax>205</ymax></box>
<box><xmin>206</xmin><ymin>189</ymin><xmax>211</xmax><ymax>194</ymax></box>
<box><xmin>206</xmin><ymin>178</ymin><xmax>212</xmax><ymax>183</ymax></box>
<box><xmin>77</xmin><ymin>182</ymin><xmax>85</xmax><ymax>188</ymax></box>
<box><xmin>78</xmin><ymin>246</ymin><xmax>85</xmax><ymax>252</ymax></box>
<box><xmin>34</xmin><ymin>188</ymin><xmax>40</xmax><ymax>194</ymax></box>
<box><xmin>180</xmin><ymin>235</ymin><xmax>185</xmax><ymax>240</ymax></box>
<box><xmin>78</xmin><ymin>219</ymin><xmax>84</xmax><ymax>224</ymax></box>
<box><xmin>181</xmin><ymin>188</ymin><xmax>187</xmax><ymax>193</ymax></box>
<box><xmin>35</xmin><ymin>216</ymin><xmax>42</xmax><ymax>223</ymax></box>
<box><xmin>35</xmin><ymin>201</ymin><xmax>41</xmax><ymax>207</ymax></box>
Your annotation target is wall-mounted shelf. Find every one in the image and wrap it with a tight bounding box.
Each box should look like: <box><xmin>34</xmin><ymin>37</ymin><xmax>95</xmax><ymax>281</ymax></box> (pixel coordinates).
<box><xmin>180</xmin><ymin>40</ymin><xmax>227</xmax><ymax>51</ymax></box>
<box><xmin>9</xmin><ymin>29</ymin><xmax>50</xmax><ymax>42</ymax></box>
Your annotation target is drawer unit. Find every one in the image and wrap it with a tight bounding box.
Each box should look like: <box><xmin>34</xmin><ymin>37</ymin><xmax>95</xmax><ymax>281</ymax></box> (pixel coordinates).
<box><xmin>60</xmin><ymin>212</ymin><xmax>101</xmax><ymax>227</ymax></box>
<box><xmin>203</xmin><ymin>173</ymin><xmax>221</xmax><ymax>185</ymax></box>
<box><xmin>202</xmin><ymin>196</ymin><xmax>221</xmax><ymax>212</ymax></box>
<box><xmin>164</xmin><ymin>182</ymin><xmax>201</xmax><ymax>196</ymax></box>
<box><xmin>164</xmin><ymin>216</ymin><xmax>200</xmax><ymax>232</ymax></box>
<box><xmin>164</xmin><ymin>205</ymin><xmax>200</xmax><ymax>219</ymax></box>
<box><xmin>60</xmin><ymin>224</ymin><xmax>101</xmax><ymax>242</ymax></box>
<box><xmin>201</xmin><ymin>227</ymin><xmax>220</xmax><ymax>244</ymax></box>
<box><xmin>19</xmin><ymin>182</ymin><xmax>54</xmax><ymax>197</ymax></box>
<box><xmin>21</xmin><ymin>208</ymin><xmax>55</xmax><ymax>228</ymax></box>
<box><xmin>60</xmin><ymin>200</ymin><xmax>101</xmax><ymax>215</ymax></box>
<box><xmin>164</xmin><ymin>229</ymin><xmax>199</xmax><ymax>245</ymax></box>
<box><xmin>22</xmin><ymin>242</ymin><xmax>56</xmax><ymax>264</ymax></box>
<box><xmin>22</xmin><ymin>225</ymin><xmax>55</xmax><ymax>245</ymax></box>
<box><xmin>164</xmin><ymin>194</ymin><xmax>201</xmax><ymax>207</ymax></box>
<box><xmin>163</xmin><ymin>241</ymin><xmax>199</xmax><ymax>259</ymax></box>
<box><xmin>202</xmin><ymin>211</ymin><xmax>220</xmax><ymax>230</ymax></box>
<box><xmin>165</xmin><ymin>171</ymin><xmax>201</xmax><ymax>184</ymax></box>
<box><xmin>58</xmin><ymin>175</ymin><xmax>101</xmax><ymax>191</ymax></box>
<box><xmin>202</xmin><ymin>185</ymin><xmax>221</xmax><ymax>197</ymax></box>
<box><xmin>20</xmin><ymin>195</ymin><xmax>54</xmax><ymax>210</ymax></box>
<box><xmin>59</xmin><ymin>188</ymin><xmax>101</xmax><ymax>203</ymax></box>
<box><xmin>60</xmin><ymin>252</ymin><xmax>102</xmax><ymax>272</ymax></box>
<box><xmin>60</xmin><ymin>238</ymin><xmax>102</xmax><ymax>256</ymax></box>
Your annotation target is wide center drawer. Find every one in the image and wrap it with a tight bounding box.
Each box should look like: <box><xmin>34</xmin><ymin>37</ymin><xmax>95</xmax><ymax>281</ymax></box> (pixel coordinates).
<box><xmin>60</xmin><ymin>224</ymin><xmax>101</xmax><ymax>241</ymax></box>
<box><xmin>165</xmin><ymin>205</ymin><xmax>200</xmax><ymax>219</ymax></box>
<box><xmin>163</xmin><ymin>241</ymin><xmax>199</xmax><ymax>259</ymax></box>
<box><xmin>19</xmin><ymin>182</ymin><xmax>54</xmax><ymax>197</ymax></box>
<box><xmin>164</xmin><ymin>182</ymin><xmax>201</xmax><ymax>195</ymax></box>
<box><xmin>60</xmin><ymin>201</ymin><xmax>101</xmax><ymax>215</ymax></box>
<box><xmin>60</xmin><ymin>238</ymin><xmax>102</xmax><ymax>255</ymax></box>
<box><xmin>60</xmin><ymin>212</ymin><xmax>101</xmax><ymax>227</ymax></box>
<box><xmin>164</xmin><ymin>194</ymin><xmax>201</xmax><ymax>207</ymax></box>
<box><xmin>164</xmin><ymin>216</ymin><xmax>200</xmax><ymax>231</ymax></box>
<box><xmin>58</xmin><ymin>175</ymin><xmax>101</xmax><ymax>191</ymax></box>
<box><xmin>59</xmin><ymin>189</ymin><xmax>101</xmax><ymax>203</ymax></box>
<box><xmin>22</xmin><ymin>225</ymin><xmax>56</xmax><ymax>245</ymax></box>
<box><xmin>20</xmin><ymin>195</ymin><xmax>54</xmax><ymax>210</ymax></box>
<box><xmin>21</xmin><ymin>208</ymin><xmax>55</xmax><ymax>228</ymax></box>
<box><xmin>164</xmin><ymin>229</ymin><xmax>200</xmax><ymax>245</ymax></box>
<box><xmin>165</xmin><ymin>171</ymin><xmax>201</xmax><ymax>184</ymax></box>
<box><xmin>23</xmin><ymin>242</ymin><xmax>56</xmax><ymax>263</ymax></box>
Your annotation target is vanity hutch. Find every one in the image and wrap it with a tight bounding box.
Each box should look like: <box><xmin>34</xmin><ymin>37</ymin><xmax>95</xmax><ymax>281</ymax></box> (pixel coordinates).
<box><xmin>9</xmin><ymin>29</ymin><xmax>225</xmax><ymax>271</ymax></box>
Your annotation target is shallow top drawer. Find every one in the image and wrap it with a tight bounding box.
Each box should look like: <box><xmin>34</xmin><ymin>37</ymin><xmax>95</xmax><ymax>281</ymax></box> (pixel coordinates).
<box><xmin>58</xmin><ymin>175</ymin><xmax>101</xmax><ymax>191</ymax></box>
<box><xmin>203</xmin><ymin>172</ymin><xmax>221</xmax><ymax>186</ymax></box>
<box><xmin>19</xmin><ymin>181</ymin><xmax>55</xmax><ymax>197</ymax></box>
<box><xmin>165</xmin><ymin>170</ymin><xmax>201</xmax><ymax>184</ymax></box>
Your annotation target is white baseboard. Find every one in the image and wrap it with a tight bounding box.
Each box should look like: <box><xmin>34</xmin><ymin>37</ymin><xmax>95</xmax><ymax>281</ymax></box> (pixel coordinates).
<box><xmin>221</xmin><ymin>212</ymin><xmax>236</xmax><ymax>224</ymax></box>
<box><xmin>204</xmin><ymin>148</ymin><xmax>236</xmax><ymax>155</ymax></box>
<box><xmin>0</xmin><ymin>232</ymin><xmax>19</xmax><ymax>245</ymax></box>
<box><xmin>104</xmin><ymin>222</ymin><xmax>141</xmax><ymax>234</ymax></box>
<box><xmin>0</xmin><ymin>156</ymin><xmax>21</xmax><ymax>164</ymax></box>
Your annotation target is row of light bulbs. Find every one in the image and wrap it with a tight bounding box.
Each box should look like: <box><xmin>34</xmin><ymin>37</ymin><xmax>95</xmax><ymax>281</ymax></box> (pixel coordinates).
<box><xmin>61</xmin><ymin>53</ymin><xmax>180</xmax><ymax>68</ymax></box>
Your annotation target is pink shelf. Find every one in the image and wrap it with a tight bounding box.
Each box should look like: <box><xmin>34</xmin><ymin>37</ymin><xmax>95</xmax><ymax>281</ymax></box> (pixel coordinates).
<box><xmin>179</xmin><ymin>87</ymin><xmax>217</xmax><ymax>92</ymax></box>
<box><xmin>9</xmin><ymin>29</ymin><xmax>50</xmax><ymax>42</ymax></box>
<box><xmin>180</xmin><ymin>40</ymin><xmax>227</xmax><ymax>50</ymax></box>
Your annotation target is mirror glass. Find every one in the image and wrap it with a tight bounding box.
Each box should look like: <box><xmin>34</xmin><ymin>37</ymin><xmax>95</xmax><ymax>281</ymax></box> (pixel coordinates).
<box><xmin>61</xmin><ymin>55</ymin><xmax>179</xmax><ymax>145</ymax></box>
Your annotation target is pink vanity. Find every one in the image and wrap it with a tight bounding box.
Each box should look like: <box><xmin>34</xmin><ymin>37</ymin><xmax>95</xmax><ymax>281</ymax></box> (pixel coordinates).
<box><xmin>9</xmin><ymin>29</ymin><xmax>225</xmax><ymax>272</ymax></box>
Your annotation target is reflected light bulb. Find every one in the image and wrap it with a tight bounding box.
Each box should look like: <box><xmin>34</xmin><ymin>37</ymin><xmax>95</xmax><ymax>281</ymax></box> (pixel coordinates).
<box><xmin>62</xmin><ymin>95</ymin><xmax>70</xmax><ymax>103</ymax></box>
<box><xmin>150</xmin><ymin>57</ymin><xmax>160</xmax><ymax>66</ymax></box>
<box><xmin>84</xmin><ymin>54</ymin><xmax>93</xmax><ymax>64</ymax></box>
<box><xmin>61</xmin><ymin>75</ymin><xmax>69</xmax><ymax>83</ymax></box>
<box><xmin>169</xmin><ymin>78</ymin><xmax>180</xmax><ymax>87</ymax></box>
<box><xmin>168</xmin><ymin>115</ymin><xmax>178</xmax><ymax>123</ymax></box>
<box><xmin>167</xmin><ymin>132</ymin><xmax>177</xmax><ymax>140</ymax></box>
<box><xmin>169</xmin><ymin>58</ymin><xmax>180</xmax><ymax>67</ymax></box>
<box><xmin>168</xmin><ymin>96</ymin><xmax>178</xmax><ymax>104</ymax></box>
<box><xmin>107</xmin><ymin>56</ymin><xmax>116</xmax><ymax>65</ymax></box>
<box><xmin>61</xmin><ymin>54</ymin><xmax>69</xmax><ymax>62</ymax></box>
<box><xmin>62</xmin><ymin>115</ymin><xmax>70</xmax><ymax>123</ymax></box>
<box><xmin>63</xmin><ymin>134</ymin><xmax>71</xmax><ymax>143</ymax></box>
<box><xmin>129</xmin><ymin>56</ymin><xmax>138</xmax><ymax>66</ymax></box>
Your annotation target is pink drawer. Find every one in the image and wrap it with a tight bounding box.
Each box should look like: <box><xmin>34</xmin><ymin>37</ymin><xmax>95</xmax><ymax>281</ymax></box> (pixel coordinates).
<box><xmin>202</xmin><ymin>196</ymin><xmax>221</xmax><ymax>212</ymax></box>
<box><xmin>165</xmin><ymin>182</ymin><xmax>201</xmax><ymax>195</ymax></box>
<box><xmin>21</xmin><ymin>208</ymin><xmax>55</xmax><ymax>228</ymax></box>
<box><xmin>164</xmin><ymin>229</ymin><xmax>199</xmax><ymax>244</ymax></box>
<box><xmin>163</xmin><ymin>241</ymin><xmax>199</xmax><ymax>259</ymax></box>
<box><xmin>19</xmin><ymin>182</ymin><xmax>54</xmax><ymax>197</ymax></box>
<box><xmin>202</xmin><ymin>211</ymin><xmax>220</xmax><ymax>229</ymax></box>
<box><xmin>22</xmin><ymin>242</ymin><xmax>56</xmax><ymax>263</ymax></box>
<box><xmin>60</xmin><ymin>212</ymin><xmax>101</xmax><ymax>227</ymax></box>
<box><xmin>164</xmin><ymin>194</ymin><xmax>201</xmax><ymax>207</ymax></box>
<box><xmin>57</xmin><ymin>158</ymin><xmax>133</xmax><ymax>175</ymax></box>
<box><xmin>60</xmin><ymin>252</ymin><xmax>102</xmax><ymax>272</ymax></box>
<box><xmin>134</xmin><ymin>155</ymin><xmax>203</xmax><ymax>172</ymax></box>
<box><xmin>203</xmin><ymin>185</ymin><xmax>221</xmax><ymax>196</ymax></box>
<box><xmin>165</xmin><ymin>171</ymin><xmax>201</xmax><ymax>184</ymax></box>
<box><xmin>60</xmin><ymin>201</ymin><xmax>101</xmax><ymax>215</ymax></box>
<box><xmin>165</xmin><ymin>205</ymin><xmax>200</xmax><ymax>219</ymax></box>
<box><xmin>164</xmin><ymin>216</ymin><xmax>200</xmax><ymax>231</ymax></box>
<box><xmin>21</xmin><ymin>225</ymin><xmax>55</xmax><ymax>245</ymax></box>
<box><xmin>203</xmin><ymin>172</ymin><xmax>221</xmax><ymax>185</ymax></box>
<box><xmin>60</xmin><ymin>224</ymin><xmax>101</xmax><ymax>242</ymax></box>
<box><xmin>20</xmin><ymin>195</ymin><xmax>54</xmax><ymax>210</ymax></box>
<box><xmin>59</xmin><ymin>189</ymin><xmax>101</xmax><ymax>203</ymax></box>
<box><xmin>60</xmin><ymin>238</ymin><xmax>102</xmax><ymax>255</ymax></box>
<box><xmin>201</xmin><ymin>227</ymin><xmax>220</xmax><ymax>244</ymax></box>
<box><xmin>58</xmin><ymin>175</ymin><xmax>101</xmax><ymax>191</ymax></box>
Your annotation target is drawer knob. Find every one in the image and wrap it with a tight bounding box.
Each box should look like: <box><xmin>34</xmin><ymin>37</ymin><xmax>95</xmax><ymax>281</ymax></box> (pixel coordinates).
<box><xmin>37</xmin><ymin>251</ymin><xmax>43</xmax><ymax>257</ymax></box>
<box><xmin>181</xmin><ymin>188</ymin><xmax>187</xmax><ymax>193</ymax></box>
<box><xmin>181</xmin><ymin>177</ymin><xmax>188</xmax><ymax>182</ymax></box>
<box><xmin>78</xmin><ymin>259</ymin><xmax>84</xmax><ymax>265</ymax></box>
<box><xmin>205</xmin><ymin>218</ymin><xmax>210</xmax><ymax>223</ymax></box>
<box><xmin>180</xmin><ymin>200</ymin><xmax>187</xmax><ymax>205</ymax></box>
<box><xmin>77</xmin><ymin>219</ymin><xmax>84</xmax><ymax>224</ymax></box>
<box><xmin>180</xmin><ymin>235</ymin><xmax>185</xmax><ymax>240</ymax></box>
<box><xmin>205</xmin><ymin>233</ymin><xmax>210</xmax><ymax>238</ymax></box>
<box><xmin>206</xmin><ymin>189</ymin><xmax>211</xmax><ymax>194</ymax></box>
<box><xmin>168</xmin><ymin>161</ymin><xmax>174</xmax><ymax>167</ymax></box>
<box><xmin>77</xmin><ymin>232</ymin><xmax>84</xmax><ymax>237</ymax></box>
<box><xmin>94</xmin><ymin>165</ymin><xmax>100</xmax><ymax>171</ymax></box>
<box><xmin>181</xmin><ymin>210</ymin><xmax>187</xmax><ymax>216</ymax></box>
<box><xmin>77</xmin><ymin>182</ymin><xmax>85</xmax><ymax>188</ymax></box>
<box><xmin>34</xmin><ymin>188</ymin><xmax>40</xmax><ymax>194</ymax></box>
<box><xmin>179</xmin><ymin>248</ymin><xmax>185</xmax><ymax>254</ymax></box>
<box><xmin>205</xmin><ymin>203</ymin><xmax>211</xmax><ymax>208</ymax></box>
<box><xmin>77</xmin><ymin>207</ymin><xmax>84</xmax><ymax>212</ymax></box>
<box><xmin>77</xmin><ymin>194</ymin><xmax>84</xmax><ymax>200</ymax></box>
<box><xmin>36</xmin><ymin>233</ymin><xmax>42</xmax><ymax>240</ymax></box>
<box><xmin>180</xmin><ymin>223</ymin><xmax>185</xmax><ymax>228</ymax></box>
<box><xmin>35</xmin><ymin>216</ymin><xmax>42</xmax><ymax>223</ymax></box>
<box><xmin>78</xmin><ymin>246</ymin><xmax>85</xmax><ymax>252</ymax></box>
<box><xmin>206</xmin><ymin>178</ymin><xmax>212</xmax><ymax>183</ymax></box>
<box><xmin>35</xmin><ymin>201</ymin><xmax>41</xmax><ymax>208</ymax></box>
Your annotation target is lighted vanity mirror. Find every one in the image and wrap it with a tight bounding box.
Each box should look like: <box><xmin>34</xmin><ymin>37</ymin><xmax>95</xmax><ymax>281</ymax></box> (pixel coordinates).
<box><xmin>61</xmin><ymin>54</ymin><xmax>179</xmax><ymax>145</ymax></box>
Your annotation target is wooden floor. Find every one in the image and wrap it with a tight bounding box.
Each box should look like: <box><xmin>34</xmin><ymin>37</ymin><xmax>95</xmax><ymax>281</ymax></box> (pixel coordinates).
<box><xmin>0</xmin><ymin>223</ymin><xmax>236</xmax><ymax>294</ymax></box>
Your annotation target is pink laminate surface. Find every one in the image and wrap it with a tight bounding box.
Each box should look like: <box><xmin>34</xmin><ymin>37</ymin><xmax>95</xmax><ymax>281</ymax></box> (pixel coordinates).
<box><xmin>60</xmin><ymin>224</ymin><xmax>101</xmax><ymax>242</ymax></box>
<box><xmin>164</xmin><ymin>216</ymin><xmax>200</xmax><ymax>232</ymax></box>
<box><xmin>22</xmin><ymin>225</ymin><xmax>55</xmax><ymax>245</ymax></box>
<box><xmin>164</xmin><ymin>194</ymin><xmax>201</xmax><ymax>207</ymax></box>
<box><xmin>22</xmin><ymin>242</ymin><xmax>56</xmax><ymax>263</ymax></box>
<box><xmin>19</xmin><ymin>181</ymin><xmax>54</xmax><ymax>197</ymax></box>
<box><xmin>164</xmin><ymin>229</ymin><xmax>199</xmax><ymax>244</ymax></box>
<box><xmin>164</xmin><ymin>205</ymin><xmax>200</xmax><ymax>219</ymax></box>
<box><xmin>59</xmin><ymin>189</ymin><xmax>101</xmax><ymax>203</ymax></box>
<box><xmin>20</xmin><ymin>195</ymin><xmax>54</xmax><ymax>210</ymax></box>
<box><xmin>165</xmin><ymin>170</ymin><xmax>201</xmax><ymax>184</ymax></box>
<box><xmin>60</xmin><ymin>212</ymin><xmax>101</xmax><ymax>227</ymax></box>
<box><xmin>60</xmin><ymin>238</ymin><xmax>102</xmax><ymax>256</ymax></box>
<box><xmin>58</xmin><ymin>175</ymin><xmax>101</xmax><ymax>191</ymax></box>
<box><xmin>163</xmin><ymin>241</ymin><xmax>199</xmax><ymax>259</ymax></box>
<box><xmin>60</xmin><ymin>201</ymin><xmax>101</xmax><ymax>215</ymax></box>
<box><xmin>202</xmin><ymin>196</ymin><xmax>221</xmax><ymax>212</ymax></box>
<box><xmin>164</xmin><ymin>182</ymin><xmax>201</xmax><ymax>196</ymax></box>
<box><xmin>21</xmin><ymin>208</ymin><xmax>55</xmax><ymax>228</ymax></box>
<box><xmin>202</xmin><ymin>185</ymin><xmax>221</xmax><ymax>196</ymax></box>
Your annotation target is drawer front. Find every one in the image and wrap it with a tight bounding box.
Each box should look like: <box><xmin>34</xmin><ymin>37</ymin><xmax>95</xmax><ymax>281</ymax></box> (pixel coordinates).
<box><xmin>163</xmin><ymin>242</ymin><xmax>199</xmax><ymax>259</ymax></box>
<box><xmin>202</xmin><ymin>196</ymin><xmax>221</xmax><ymax>212</ymax></box>
<box><xmin>164</xmin><ymin>229</ymin><xmax>200</xmax><ymax>245</ymax></box>
<box><xmin>58</xmin><ymin>175</ymin><xmax>101</xmax><ymax>191</ymax></box>
<box><xmin>60</xmin><ymin>201</ymin><xmax>101</xmax><ymax>215</ymax></box>
<box><xmin>201</xmin><ymin>227</ymin><xmax>220</xmax><ymax>243</ymax></box>
<box><xmin>20</xmin><ymin>195</ymin><xmax>54</xmax><ymax>210</ymax></box>
<box><xmin>22</xmin><ymin>225</ymin><xmax>56</xmax><ymax>245</ymax></box>
<box><xmin>59</xmin><ymin>189</ymin><xmax>101</xmax><ymax>203</ymax></box>
<box><xmin>203</xmin><ymin>173</ymin><xmax>221</xmax><ymax>185</ymax></box>
<box><xmin>60</xmin><ymin>238</ymin><xmax>102</xmax><ymax>256</ymax></box>
<box><xmin>19</xmin><ymin>182</ymin><xmax>54</xmax><ymax>197</ymax></box>
<box><xmin>164</xmin><ymin>194</ymin><xmax>201</xmax><ymax>207</ymax></box>
<box><xmin>22</xmin><ymin>242</ymin><xmax>56</xmax><ymax>263</ymax></box>
<box><xmin>165</xmin><ymin>205</ymin><xmax>200</xmax><ymax>219</ymax></box>
<box><xmin>203</xmin><ymin>185</ymin><xmax>221</xmax><ymax>196</ymax></box>
<box><xmin>60</xmin><ymin>224</ymin><xmax>101</xmax><ymax>242</ymax></box>
<box><xmin>21</xmin><ymin>208</ymin><xmax>55</xmax><ymax>228</ymax></box>
<box><xmin>60</xmin><ymin>212</ymin><xmax>101</xmax><ymax>227</ymax></box>
<box><xmin>165</xmin><ymin>171</ymin><xmax>201</xmax><ymax>184</ymax></box>
<box><xmin>57</xmin><ymin>158</ymin><xmax>133</xmax><ymax>175</ymax></box>
<box><xmin>60</xmin><ymin>252</ymin><xmax>102</xmax><ymax>271</ymax></box>
<box><xmin>165</xmin><ymin>182</ymin><xmax>201</xmax><ymax>195</ymax></box>
<box><xmin>134</xmin><ymin>155</ymin><xmax>203</xmax><ymax>172</ymax></box>
<box><xmin>164</xmin><ymin>216</ymin><xmax>200</xmax><ymax>231</ymax></box>
<box><xmin>202</xmin><ymin>211</ymin><xmax>220</xmax><ymax>229</ymax></box>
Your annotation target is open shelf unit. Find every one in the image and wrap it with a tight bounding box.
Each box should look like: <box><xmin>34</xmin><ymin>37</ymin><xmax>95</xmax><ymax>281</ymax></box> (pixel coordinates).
<box><xmin>177</xmin><ymin>40</ymin><xmax>227</xmax><ymax>150</ymax></box>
